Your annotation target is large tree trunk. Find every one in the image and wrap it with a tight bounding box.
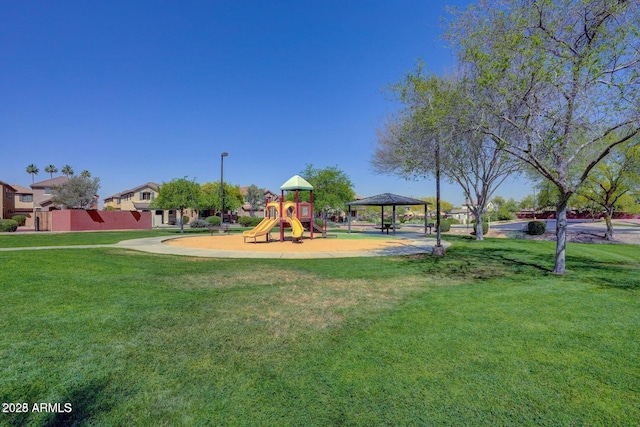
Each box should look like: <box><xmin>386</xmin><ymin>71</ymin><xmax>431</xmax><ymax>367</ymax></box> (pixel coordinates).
<box><xmin>474</xmin><ymin>210</ymin><xmax>484</xmax><ymax>241</ymax></box>
<box><xmin>604</xmin><ymin>208</ymin><xmax>614</xmax><ymax>241</ymax></box>
<box><xmin>553</xmin><ymin>197</ymin><xmax>569</xmax><ymax>274</ymax></box>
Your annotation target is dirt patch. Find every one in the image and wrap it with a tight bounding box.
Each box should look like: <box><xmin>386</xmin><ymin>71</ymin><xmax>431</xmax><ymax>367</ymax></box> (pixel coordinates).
<box><xmin>164</xmin><ymin>234</ymin><xmax>410</xmax><ymax>253</ymax></box>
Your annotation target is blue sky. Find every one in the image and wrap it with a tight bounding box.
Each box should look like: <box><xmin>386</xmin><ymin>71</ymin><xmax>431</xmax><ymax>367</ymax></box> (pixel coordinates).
<box><xmin>1</xmin><ymin>0</ymin><xmax>531</xmax><ymax>206</ymax></box>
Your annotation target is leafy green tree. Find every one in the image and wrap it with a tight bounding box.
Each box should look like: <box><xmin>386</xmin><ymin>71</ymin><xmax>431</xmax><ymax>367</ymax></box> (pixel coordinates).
<box><xmin>372</xmin><ymin>72</ymin><xmax>519</xmax><ymax>241</ymax></box>
<box><xmin>200</xmin><ymin>182</ymin><xmax>244</xmax><ymax>215</ymax></box>
<box><xmin>244</xmin><ymin>184</ymin><xmax>265</xmax><ymax>217</ymax></box>
<box><xmin>420</xmin><ymin>197</ymin><xmax>453</xmax><ymax>213</ymax></box>
<box><xmin>297</xmin><ymin>164</ymin><xmax>355</xmax><ymax>217</ymax></box>
<box><xmin>45</xmin><ymin>164</ymin><xmax>58</xmax><ymax>178</ymax></box>
<box><xmin>26</xmin><ymin>164</ymin><xmax>39</xmax><ymax>183</ymax></box>
<box><xmin>151</xmin><ymin>177</ymin><xmax>201</xmax><ymax>233</ymax></box>
<box><xmin>447</xmin><ymin>0</ymin><xmax>640</xmax><ymax>273</ymax></box>
<box><xmin>51</xmin><ymin>175</ymin><xmax>100</xmax><ymax>209</ymax></box>
<box><xmin>518</xmin><ymin>195</ymin><xmax>536</xmax><ymax>211</ymax></box>
<box><xmin>61</xmin><ymin>165</ymin><xmax>74</xmax><ymax>177</ymax></box>
<box><xmin>576</xmin><ymin>144</ymin><xmax>640</xmax><ymax>240</ymax></box>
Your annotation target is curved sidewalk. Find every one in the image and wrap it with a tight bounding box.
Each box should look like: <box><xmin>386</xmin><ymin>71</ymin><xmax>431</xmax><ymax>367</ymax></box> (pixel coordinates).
<box><xmin>114</xmin><ymin>235</ymin><xmax>446</xmax><ymax>259</ymax></box>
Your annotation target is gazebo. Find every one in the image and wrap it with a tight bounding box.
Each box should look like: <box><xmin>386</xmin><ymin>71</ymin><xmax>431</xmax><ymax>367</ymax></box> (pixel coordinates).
<box><xmin>345</xmin><ymin>193</ymin><xmax>431</xmax><ymax>235</ymax></box>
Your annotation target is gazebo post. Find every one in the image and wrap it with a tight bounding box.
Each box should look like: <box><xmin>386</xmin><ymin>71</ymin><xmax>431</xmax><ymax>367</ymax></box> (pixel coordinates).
<box><xmin>380</xmin><ymin>205</ymin><xmax>384</xmax><ymax>234</ymax></box>
<box><xmin>424</xmin><ymin>204</ymin><xmax>427</xmax><ymax>234</ymax></box>
<box><xmin>392</xmin><ymin>204</ymin><xmax>396</xmax><ymax>235</ymax></box>
<box><xmin>348</xmin><ymin>205</ymin><xmax>351</xmax><ymax>233</ymax></box>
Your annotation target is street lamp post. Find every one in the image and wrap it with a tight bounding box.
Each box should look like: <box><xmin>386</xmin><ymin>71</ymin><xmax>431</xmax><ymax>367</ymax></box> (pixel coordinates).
<box><xmin>220</xmin><ymin>152</ymin><xmax>228</xmax><ymax>223</ymax></box>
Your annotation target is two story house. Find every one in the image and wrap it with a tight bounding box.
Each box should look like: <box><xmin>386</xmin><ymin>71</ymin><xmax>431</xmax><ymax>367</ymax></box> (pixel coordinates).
<box><xmin>0</xmin><ymin>180</ymin><xmax>16</xmax><ymax>220</ymax></box>
<box><xmin>104</xmin><ymin>182</ymin><xmax>189</xmax><ymax>227</ymax></box>
<box><xmin>12</xmin><ymin>184</ymin><xmax>34</xmax><ymax>227</ymax></box>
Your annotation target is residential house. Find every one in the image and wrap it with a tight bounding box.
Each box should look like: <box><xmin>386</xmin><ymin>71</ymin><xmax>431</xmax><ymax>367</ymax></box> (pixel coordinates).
<box><xmin>104</xmin><ymin>182</ymin><xmax>195</xmax><ymax>227</ymax></box>
<box><xmin>31</xmin><ymin>176</ymin><xmax>69</xmax><ymax>211</ymax></box>
<box><xmin>237</xmin><ymin>187</ymin><xmax>279</xmax><ymax>218</ymax></box>
<box><xmin>0</xmin><ymin>180</ymin><xmax>16</xmax><ymax>220</ymax></box>
<box><xmin>12</xmin><ymin>184</ymin><xmax>34</xmax><ymax>227</ymax></box>
<box><xmin>30</xmin><ymin>176</ymin><xmax>99</xmax><ymax>211</ymax></box>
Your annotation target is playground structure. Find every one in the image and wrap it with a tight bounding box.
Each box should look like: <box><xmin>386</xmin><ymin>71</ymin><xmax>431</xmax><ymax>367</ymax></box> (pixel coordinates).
<box><xmin>242</xmin><ymin>175</ymin><xmax>324</xmax><ymax>243</ymax></box>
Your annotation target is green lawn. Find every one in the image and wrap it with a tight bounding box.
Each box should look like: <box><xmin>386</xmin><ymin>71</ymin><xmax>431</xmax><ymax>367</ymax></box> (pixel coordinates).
<box><xmin>0</xmin><ymin>229</ymin><xmax>210</xmax><ymax>248</ymax></box>
<box><xmin>1</xmin><ymin>236</ymin><xmax>638</xmax><ymax>426</ymax></box>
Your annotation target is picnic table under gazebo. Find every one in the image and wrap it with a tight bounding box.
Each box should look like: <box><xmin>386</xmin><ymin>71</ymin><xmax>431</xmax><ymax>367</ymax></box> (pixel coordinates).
<box><xmin>345</xmin><ymin>193</ymin><xmax>432</xmax><ymax>235</ymax></box>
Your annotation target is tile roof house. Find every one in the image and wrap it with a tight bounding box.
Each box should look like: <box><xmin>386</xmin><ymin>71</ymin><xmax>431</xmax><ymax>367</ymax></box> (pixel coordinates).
<box><xmin>30</xmin><ymin>176</ymin><xmax>69</xmax><ymax>211</ymax></box>
<box><xmin>238</xmin><ymin>186</ymin><xmax>279</xmax><ymax>218</ymax></box>
<box><xmin>0</xmin><ymin>180</ymin><xmax>17</xmax><ymax>220</ymax></box>
<box><xmin>104</xmin><ymin>182</ymin><xmax>195</xmax><ymax>227</ymax></box>
<box><xmin>11</xmin><ymin>184</ymin><xmax>34</xmax><ymax>227</ymax></box>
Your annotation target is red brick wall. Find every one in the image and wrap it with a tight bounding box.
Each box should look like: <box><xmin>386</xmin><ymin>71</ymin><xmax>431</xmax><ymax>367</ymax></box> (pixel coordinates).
<box><xmin>51</xmin><ymin>210</ymin><xmax>151</xmax><ymax>231</ymax></box>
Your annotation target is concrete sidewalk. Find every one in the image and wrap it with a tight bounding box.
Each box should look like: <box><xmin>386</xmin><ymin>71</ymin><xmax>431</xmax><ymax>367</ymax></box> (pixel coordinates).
<box><xmin>113</xmin><ymin>235</ymin><xmax>444</xmax><ymax>259</ymax></box>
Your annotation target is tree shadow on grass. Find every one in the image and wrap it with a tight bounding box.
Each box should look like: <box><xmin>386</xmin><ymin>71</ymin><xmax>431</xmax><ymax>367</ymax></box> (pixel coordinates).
<box><xmin>401</xmin><ymin>245</ymin><xmax>553</xmax><ymax>282</ymax></box>
<box><xmin>41</xmin><ymin>377</ymin><xmax>123</xmax><ymax>427</ymax></box>
<box><xmin>566</xmin><ymin>253</ymin><xmax>640</xmax><ymax>291</ymax></box>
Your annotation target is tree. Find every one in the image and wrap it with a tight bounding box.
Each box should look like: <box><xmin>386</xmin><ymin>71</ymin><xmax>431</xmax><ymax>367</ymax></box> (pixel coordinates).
<box><xmin>372</xmin><ymin>72</ymin><xmax>519</xmax><ymax>241</ymax></box>
<box><xmin>298</xmin><ymin>165</ymin><xmax>355</xmax><ymax>217</ymax></box>
<box><xmin>151</xmin><ymin>177</ymin><xmax>201</xmax><ymax>233</ymax></box>
<box><xmin>45</xmin><ymin>164</ymin><xmax>58</xmax><ymax>178</ymax></box>
<box><xmin>80</xmin><ymin>170</ymin><xmax>91</xmax><ymax>178</ymax></box>
<box><xmin>200</xmin><ymin>182</ymin><xmax>244</xmax><ymax>215</ymax></box>
<box><xmin>51</xmin><ymin>175</ymin><xmax>100</xmax><ymax>209</ymax></box>
<box><xmin>419</xmin><ymin>197</ymin><xmax>453</xmax><ymax>214</ymax></box>
<box><xmin>245</xmin><ymin>184</ymin><xmax>265</xmax><ymax>217</ymax></box>
<box><xmin>447</xmin><ymin>0</ymin><xmax>640</xmax><ymax>273</ymax></box>
<box><xmin>26</xmin><ymin>164</ymin><xmax>39</xmax><ymax>183</ymax></box>
<box><xmin>61</xmin><ymin>165</ymin><xmax>74</xmax><ymax>177</ymax></box>
<box><xmin>576</xmin><ymin>143</ymin><xmax>640</xmax><ymax>240</ymax></box>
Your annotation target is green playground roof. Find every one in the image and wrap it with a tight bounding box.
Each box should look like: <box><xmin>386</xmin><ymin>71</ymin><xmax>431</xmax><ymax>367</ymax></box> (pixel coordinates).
<box><xmin>280</xmin><ymin>175</ymin><xmax>314</xmax><ymax>191</ymax></box>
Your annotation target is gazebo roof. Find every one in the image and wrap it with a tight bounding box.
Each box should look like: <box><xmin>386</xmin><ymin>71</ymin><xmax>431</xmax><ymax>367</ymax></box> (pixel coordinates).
<box><xmin>280</xmin><ymin>175</ymin><xmax>313</xmax><ymax>191</ymax></box>
<box><xmin>346</xmin><ymin>193</ymin><xmax>430</xmax><ymax>206</ymax></box>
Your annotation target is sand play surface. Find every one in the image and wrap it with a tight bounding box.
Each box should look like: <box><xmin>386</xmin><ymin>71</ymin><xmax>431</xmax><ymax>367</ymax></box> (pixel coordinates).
<box><xmin>164</xmin><ymin>233</ymin><xmax>413</xmax><ymax>253</ymax></box>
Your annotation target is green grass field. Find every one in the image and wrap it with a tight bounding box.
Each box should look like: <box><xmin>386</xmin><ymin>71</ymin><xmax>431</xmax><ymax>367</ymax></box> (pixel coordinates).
<box><xmin>1</xmin><ymin>234</ymin><xmax>638</xmax><ymax>426</ymax></box>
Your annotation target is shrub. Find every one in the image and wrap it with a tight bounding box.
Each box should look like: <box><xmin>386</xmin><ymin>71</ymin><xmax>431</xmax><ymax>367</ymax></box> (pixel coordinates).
<box><xmin>11</xmin><ymin>215</ymin><xmax>26</xmax><ymax>226</ymax></box>
<box><xmin>0</xmin><ymin>219</ymin><xmax>19</xmax><ymax>232</ymax></box>
<box><xmin>239</xmin><ymin>216</ymin><xmax>264</xmax><ymax>227</ymax></box>
<box><xmin>182</xmin><ymin>216</ymin><xmax>189</xmax><ymax>224</ymax></box>
<box><xmin>471</xmin><ymin>221</ymin><xmax>489</xmax><ymax>236</ymax></box>
<box><xmin>439</xmin><ymin>220</ymin><xmax>451</xmax><ymax>232</ymax></box>
<box><xmin>189</xmin><ymin>219</ymin><xmax>209</xmax><ymax>228</ymax></box>
<box><xmin>527</xmin><ymin>220</ymin><xmax>546</xmax><ymax>235</ymax></box>
<box><xmin>206</xmin><ymin>216</ymin><xmax>221</xmax><ymax>226</ymax></box>
<box><xmin>497</xmin><ymin>207</ymin><xmax>516</xmax><ymax>221</ymax></box>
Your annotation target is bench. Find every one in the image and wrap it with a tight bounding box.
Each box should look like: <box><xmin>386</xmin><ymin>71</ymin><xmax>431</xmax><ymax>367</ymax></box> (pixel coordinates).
<box><xmin>375</xmin><ymin>224</ymin><xmax>399</xmax><ymax>234</ymax></box>
<box><xmin>208</xmin><ymin>224</ymin><xmax>232</xmax><ymax>235</ymax></box>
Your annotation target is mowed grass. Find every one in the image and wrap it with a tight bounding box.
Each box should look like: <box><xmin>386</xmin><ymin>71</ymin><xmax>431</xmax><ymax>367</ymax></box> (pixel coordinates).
<box><xmin>0</xmin><ymin>229</ymin><xmax>210</xmax><ymax>248</ymax></box>
<box><xmin>0</xmin><ymin>236</ymin><xmax>638</xmax><ymax>426</ymax></box>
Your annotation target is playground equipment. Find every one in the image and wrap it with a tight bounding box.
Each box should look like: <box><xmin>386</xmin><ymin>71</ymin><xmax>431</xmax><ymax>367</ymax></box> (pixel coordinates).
<box><xmin>242</xmin><ymin>201</ymin><xmax>305</xmax><ymax>243</ymax></box>
<box><xmin>242</xmin><ymin>175</ymin><xmax>321</xmax><ymax>243</ymax></box>
<box><xmin>278</xmin><ymin>175</ymin><xmax>315</xmax><ymax>242</ymax></box>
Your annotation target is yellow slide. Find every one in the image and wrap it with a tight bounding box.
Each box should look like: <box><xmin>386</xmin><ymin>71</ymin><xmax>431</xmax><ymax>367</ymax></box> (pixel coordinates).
<box><xmin>282</xmin><ymin>201</ymin><xmax>304</xmax><ymax>240</ymax></box>
<box><xmin>289</xmin><ymin>216</ymin><xmax>304</xmax><ymax>239</ymax></box>
<box><xmin>242</xmin><ymin>217</ymin><xmax>278</xmax><ymax>243</ymax></box>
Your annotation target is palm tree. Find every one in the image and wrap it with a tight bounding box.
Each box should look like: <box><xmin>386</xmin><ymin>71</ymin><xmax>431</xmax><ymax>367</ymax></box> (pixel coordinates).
<box><xmin>80</xmin><ymin>170</ymin><xmax>91</xmax><ymax>178</ymax></box>
<box><xmin>26</xmin><ymin>164</ymin><xmax>39</xmax><ymax>183</ymax></box>
<box><xmin>45</xmin><ymin>164</ymin><xmax>58</xmax><ymax>178</ymax></box>
<box><xmin>61</xmin><ymin>165</ymin><xmax>74</xmax><ymax>177</ymax></box>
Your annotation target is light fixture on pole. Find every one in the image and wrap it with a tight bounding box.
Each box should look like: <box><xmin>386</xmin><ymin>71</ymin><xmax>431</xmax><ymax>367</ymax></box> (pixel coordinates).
<box><xmin>220</xmin><ymin>152</ymin><xmax>228</xmax><ymax>223</ymax></box>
